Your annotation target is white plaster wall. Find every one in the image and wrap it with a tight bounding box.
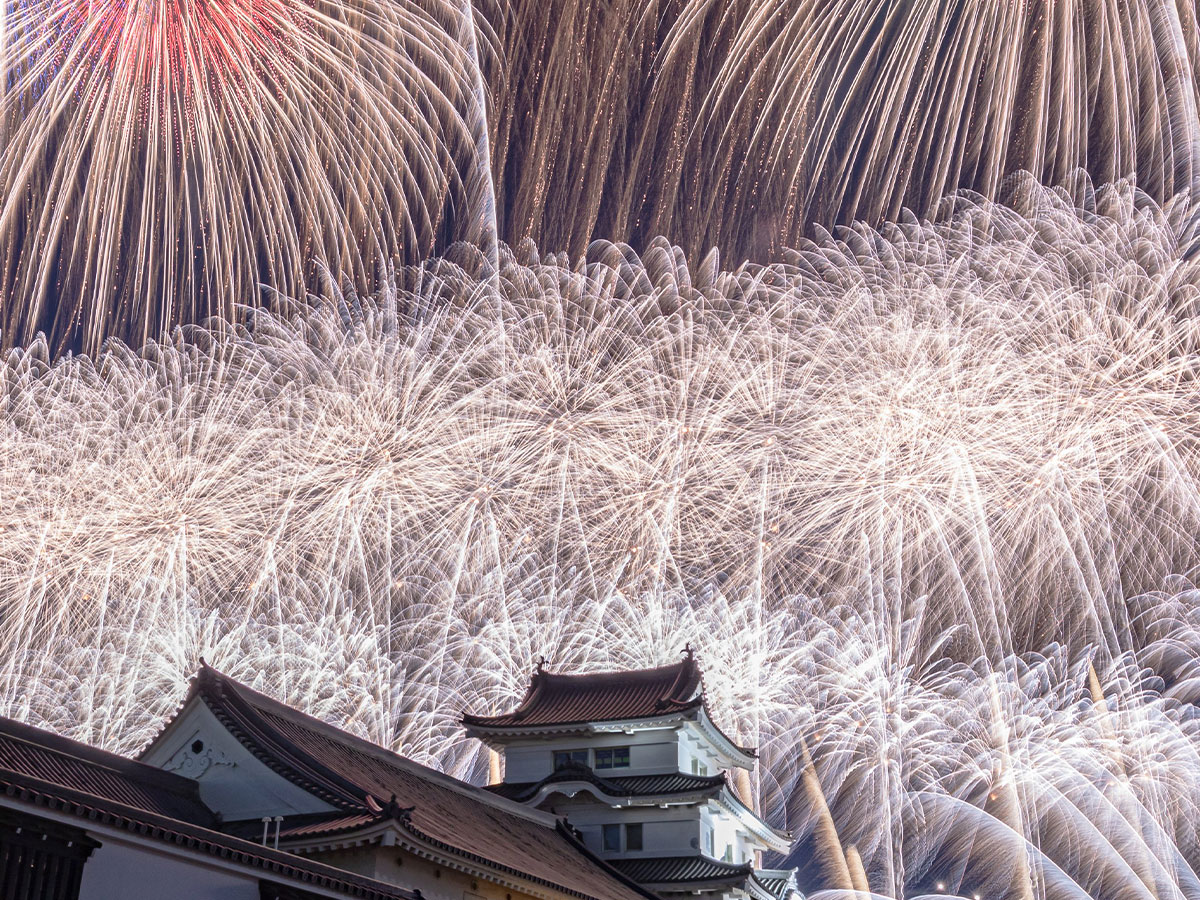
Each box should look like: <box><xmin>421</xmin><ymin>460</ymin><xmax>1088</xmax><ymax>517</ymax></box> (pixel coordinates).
<box><xmin>80</xmin><ymin>838</ymin><xmax>260</xmax><ymax>900</ymax></box>
<box><xmin>707</xmin><ymin>803</ymin><xmax>754</xmax><ymax>864</ymax></box>
<box><xmin>553</xmin><ymin>801</ymin><xmax>704</xmax><ymax>857</ymax></box>
<box><xmin>627</xmin><ymin>738</ymin><xmax>681</xmax><ymax>773</ymax></box>
<box><xmin>140</xmin><ymin>698</ymin><xmax>337</xmax><ymax>820</ymax></box>
<box><xmin>502</xmin><ymin>728</ymin><xmax>681</xmax><ymax>782</ymax></box>
<box><xmin>676</xmin><ymin>725</ymin><xmax>724</xmax><ymax>776</ymax></box>
<box><xmin>550</xmin><ymin>791</ymin><xmax>770</xmax><ymax>865</ymax></box>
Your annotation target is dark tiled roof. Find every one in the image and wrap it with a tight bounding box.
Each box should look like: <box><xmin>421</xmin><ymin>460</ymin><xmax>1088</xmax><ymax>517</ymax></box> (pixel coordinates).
<box><xmin>605</xmin><ymin>772</ymin><xmax>727</xmax><ymax>794</ymax></box>
<box><xmin>279</xmin><ymin>813</ymin><xmax>378</xmax><ymax>841</ymax></box>
<box><xmin>609</xmin><ymin>854</ymin><xmax>753</xmax><ymax>887</ymax></box>
<box><xmin>0</xmin><ymin>716</ymin><xmax>418</xmax><ymax>900</ymax></box>
<box><xmin>463</xmin><ymin>654</ymin><xmax>703</xmax><ymax>728</ymax></box>
<box><xmin>0</xmin><ymin>715</ymin><xmax>215</xmax><ymax>825</ymax></box>
<box><xmin>223</xmin><ymin>812</ymin><xmax>379</xmax><ymax>843</ymax></box>
<box><xmin>183</xmin><ymin>666</ymin><xmax>656</xmax><ymax>900</ymax></box>
<box><xmin>753</xmin><ymin>870</ymin><xmax>799</xmax><ymax>900</ymax></box>
<box><xmin>488</xmin><ymin>763</ymin><xmax>726</xmax><ymax>803</ymax></box>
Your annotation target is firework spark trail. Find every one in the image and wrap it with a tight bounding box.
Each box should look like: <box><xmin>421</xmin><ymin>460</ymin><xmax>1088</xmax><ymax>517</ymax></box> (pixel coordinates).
<box><xmin>1</xmin><ymin>0</ymin><xmax>1199</xmax><ymax>896</ymax></box>
<box><xmin>0</xmin><ymin>0</ymin><xmax>492</xmax><ymax>353</ymax></box>
<box><xmin>786</xmin><ymin>587</ymin><xmax>1200</xmax><ymax>900</ymax></box>
<box><xmin>4</xmin><ymin>0</ymin><xmax>1200</xmax><ymax>352</ymax></box>
<box><xmin>0</xmin><ymin>179</ymin><xmax>1199</xmax><ymax>896</ymax></box>
<box><xmin>483</xmin><ymin>0</ymin><xmax>1200</xmax><ymax>264</ymax></box>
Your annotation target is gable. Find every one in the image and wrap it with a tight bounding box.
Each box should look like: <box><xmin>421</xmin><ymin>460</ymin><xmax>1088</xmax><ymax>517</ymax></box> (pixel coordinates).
<box><xmin>140</xmin><ymin>696</ymin><xmax>337</xmax><ymax>821</ymax></box>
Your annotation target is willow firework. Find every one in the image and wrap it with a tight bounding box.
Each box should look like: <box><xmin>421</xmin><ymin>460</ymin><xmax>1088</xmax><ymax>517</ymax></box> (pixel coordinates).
<box><xmin>3</xmin><ymin>180</ymin><xmax>1200</xmax><ymax>896</ymax></box>
<box><xmin>485</xmin><ymin>0</ymin><xmax>1200</xmax><ymax>262</ymax></box>
<box><xmin>3</xmin><ymin>0</ymin><xmax>1200</xmax><ymax>351</ymax></box>
<box><xmin>0</xmin><ymin>0</ymin><xmax>488</xmax><ymax>352</ymax></box>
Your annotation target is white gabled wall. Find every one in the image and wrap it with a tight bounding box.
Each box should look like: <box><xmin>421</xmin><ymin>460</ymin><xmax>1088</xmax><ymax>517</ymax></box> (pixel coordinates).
<box><xmin>140</xmin><ymin>697</ymin><xmax>338</xmax><ymax>820</ymax></box>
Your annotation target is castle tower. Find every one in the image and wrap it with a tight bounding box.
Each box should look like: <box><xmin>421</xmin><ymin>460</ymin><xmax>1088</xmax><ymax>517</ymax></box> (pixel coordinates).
<box><xmin>463</xmin><ymin>649</ymin><xmax>798</xmax><ymax>900</ymax></box>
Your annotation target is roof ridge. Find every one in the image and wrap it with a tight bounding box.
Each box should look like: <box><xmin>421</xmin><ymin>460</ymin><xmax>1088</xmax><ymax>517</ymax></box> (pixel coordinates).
<box><xmin>463</xmin><ymin>653</ymin><xmax>708</xmax><ymax>730</ymax></box>
<box><xmin>536</xmin><ymin>657</ymin><xmax>693</xmax><ymax>682</ymax></box>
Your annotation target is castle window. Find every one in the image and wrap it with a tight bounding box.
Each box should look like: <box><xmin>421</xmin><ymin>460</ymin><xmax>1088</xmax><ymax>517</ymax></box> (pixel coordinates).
<box><xmin>553</xmin><ymin>749</ymin><xmax>589</xmax><ymax>770</ymax></box>
<box><xmin>690</xmin><ymin>757</ymin><xmax>709</xmax><ymax>776</ymax></box>
<box><xmin>602</xmin><ymin>824</ymin><xmax>621</xmax><ymax>852</ymax></box>
<box><xmin>602</xmin><ymin>823</ymin><xmax>642</xmax><ymax>853</ymax></box>
<box><xmin>594</xmin><ymin>747</ymin><xmax>629</xmax><ymax>769</ymax></box>
<box><xmin>626</xmin><ymin>823</ymin><xmax>643</xmax><ymax>851</ymax></box>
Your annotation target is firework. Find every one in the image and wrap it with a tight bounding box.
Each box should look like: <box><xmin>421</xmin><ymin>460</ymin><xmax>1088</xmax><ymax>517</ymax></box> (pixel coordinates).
<box><xmin>485</xmin><ymin>0</ymin><xmax>1200</xmax><ymax>262</ymax></box>
<box><xmin>0</xmin><ymin>0</ymin><xmax>487</xmax><ymax>353</ymax></box>
<box><xmin>2</xmin><ymin>180</ymin><xmax>1200</xmax><ymax>896</ymax></box>
<box><xmin>5</xmin><ymin>0</ymin><xmax>1200</xmax><ymax>351</ymax></box>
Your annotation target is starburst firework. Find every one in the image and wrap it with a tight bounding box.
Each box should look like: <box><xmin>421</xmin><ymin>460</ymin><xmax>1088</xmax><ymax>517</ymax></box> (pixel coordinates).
<box><xmin>4</xmin><ymin>0</ymin><xmax>1200</xmax><ymax>350</ymax></box>
<box><xmin>3</xmin><ymin>180</ymin><xmax>1200</xmax><ymax>896</ymax></box>
<box><xmin>483</xmin><ymin>0</ymin><xmax>1200</xmax><ymax>261</ymax></box>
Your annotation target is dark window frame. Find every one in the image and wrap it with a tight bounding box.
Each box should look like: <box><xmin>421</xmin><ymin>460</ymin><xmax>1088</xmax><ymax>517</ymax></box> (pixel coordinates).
<box><xmin>602</xmin><ymin>823</ymin><xmax>621</xmax><ymax>852</ymax></box>
<box><xmin>625</xmin><ymin>822</ymin><xmax>643</xmax><ymax>851</ymax></box>
<box><xmin>594</xmin><ymin>746</ymin><xmax>630</xmax><ymax>769</ymax></box>
<box><xmin>553</xmin><ymin>749</ymin><xmax>589</xmax><ymax>770</ymax></box>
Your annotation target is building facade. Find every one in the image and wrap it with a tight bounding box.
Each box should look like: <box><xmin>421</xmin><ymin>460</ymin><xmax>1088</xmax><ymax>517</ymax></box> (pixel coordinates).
<box><xmin>463</xmin><ymin>649</ymin><xmax>797</xmax><ymax>900</ymax></box>
<box><xmin>0</xmin><ymin>713</ymin><xmax>422</xmax><ymax>900</ymax></box>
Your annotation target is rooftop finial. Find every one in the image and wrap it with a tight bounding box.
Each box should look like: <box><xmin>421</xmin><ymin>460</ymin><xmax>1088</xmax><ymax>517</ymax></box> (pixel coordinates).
<box><xmin>682</xmin><ymin>643</ymin><xmax>694</xmax><ymax>659</ymax></box>
<box><xmin>535</xmin><ymin>655</ymin><xmax>548</xmax><ymax>674</ymax></box>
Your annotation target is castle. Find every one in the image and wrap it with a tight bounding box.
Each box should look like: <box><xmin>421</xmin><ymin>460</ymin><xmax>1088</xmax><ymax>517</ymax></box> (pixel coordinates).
<box><xmin>0</xmin><ymin>652</ymin><xmax>797</xmax><ymax>900</ymax></box>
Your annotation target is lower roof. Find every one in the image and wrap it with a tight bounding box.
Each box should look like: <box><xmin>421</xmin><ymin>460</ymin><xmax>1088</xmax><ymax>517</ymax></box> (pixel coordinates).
<box><xmin>0</xmin><ymin>715</ymin><xmax>214</xmax><ymax>824</ymax></box>
<box><xmin>0</xmin><ymin>715</ymin><xmax>418</xmax><ymax>900</ymax></box>
<box><xmin>608</xmin><ymin>856</ymin><xmax>795</xmax><ymax>900</ymax></box>
<box><xmin>609</xmin><ymin>854</ymin><xmax>754</xmax><ymax>887</ymax></box>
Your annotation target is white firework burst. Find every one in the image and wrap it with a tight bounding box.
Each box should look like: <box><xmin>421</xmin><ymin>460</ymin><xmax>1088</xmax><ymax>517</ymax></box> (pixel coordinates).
<box><xmin>2</xmin><ymin>178</ymin><xmax>1200</xmax><ymax>897</ymax></box>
